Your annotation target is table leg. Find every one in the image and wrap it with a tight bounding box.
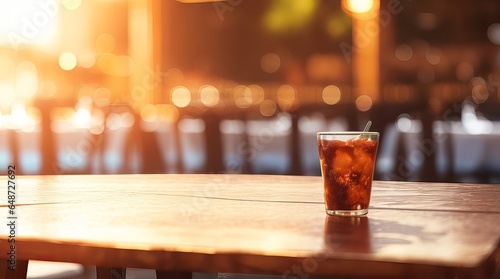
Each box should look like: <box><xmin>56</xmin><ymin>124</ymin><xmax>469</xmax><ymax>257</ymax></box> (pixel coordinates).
<box><xmin>96</xmin><ymin>267</ymin><xmax>126</xmax><ymax>279</ymax></box>
<box><xmin>155</xmin><ymin>270</ymin><xmax>192</xmax><ymax>279</ymax></box>
<box><xmin>0</xmin><ymin>260</ymin><xmax>28</xmax><ymax>279</ymax></box>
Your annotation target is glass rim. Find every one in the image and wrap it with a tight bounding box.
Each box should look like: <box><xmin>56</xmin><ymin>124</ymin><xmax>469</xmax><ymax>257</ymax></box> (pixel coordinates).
<box><xmin>317</xmin><ymin>131</ymin><xmax>379</xmax><ymax>136</ymax></box>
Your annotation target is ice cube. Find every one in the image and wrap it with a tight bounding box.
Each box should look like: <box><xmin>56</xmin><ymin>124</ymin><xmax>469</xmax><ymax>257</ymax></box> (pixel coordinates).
<box><xmin>346</xmin><ymin>182</ymin><xmax>370</xmax><ymax>208</ymax></box>
<box><xmin>333</xmin><ymin>147</ymin><xmax>354</xmax><ymax>174</ymax></box>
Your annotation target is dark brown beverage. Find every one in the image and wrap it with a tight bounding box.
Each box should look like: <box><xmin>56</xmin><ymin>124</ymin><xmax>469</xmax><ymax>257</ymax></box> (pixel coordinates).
<box><xmin>318</xmin><ymin>134</ymin><xmax>378</xmax><ymax>215</ymax></box>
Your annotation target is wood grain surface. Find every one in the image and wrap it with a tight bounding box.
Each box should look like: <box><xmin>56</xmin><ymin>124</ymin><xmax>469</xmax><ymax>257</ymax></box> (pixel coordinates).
<box><xmin>0</xmin><ymin>174</ymin><xmax>498</xmax><ymax>279</ymax></box>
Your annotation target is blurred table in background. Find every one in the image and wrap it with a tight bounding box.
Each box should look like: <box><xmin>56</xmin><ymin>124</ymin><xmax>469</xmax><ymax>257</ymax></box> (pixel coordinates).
<box><xmin>1</xmin><ymin>98</ymin><xmax>499</xmax><ymax>185</ymax></box>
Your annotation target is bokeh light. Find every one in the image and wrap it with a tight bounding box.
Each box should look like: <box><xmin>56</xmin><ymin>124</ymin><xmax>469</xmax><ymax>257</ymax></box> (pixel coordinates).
<box><xmin>396</xmin><ymin>113</ymin><xmax>412</xmax><ymax>132</ymax></box>
<box><xmin>277</xmin><ymin>84</ymin><xmax>295</xmax><ymax>100</ymax></box>
<box><xmin>472</xmin><ymin>83</ymin><xmax>489</xmax><ymax>104</ymax></box>
<box><xmin>471</xmin><ymin>77</ymin><xmax>486</xmax><ymax>87</ymax></box>
<box><xmin>59</xmin><ymin>52</ymin><xmax>78</xmax><ymax>71</ymax></box>
<box><xmin>62</xmin><ymin>0</ymin><xmax>82</xmax><ymax>11</ymax></box>
<box><xmin>140</xmin><ymin>103</ymin><xmax>157</xmax><ymax>123</ymax></box>
<box><xmin>425</xmin><ymin>48</ymin><xmax>441</xmax><ymax>65</ymax></box>
<box><xmin>199</xmin><ymin>85</ymin><xmax>220</xmax><ymax>107</ymax></box>
<box><xmin>259</xmin><ymin>100</ymin><xmax>277</xmax><ymax>117</ymax></box>
<box><xmin>79</xmin><ymin>52</ymin><xmax>96</xmax><ymax>68</ymax></box>
<box><xmin>263</xmin><ymin>0</ymin><xmax>318</xmax><ymax>34</ymax></box>
<box><xmin>342</xmin><ymin>0</ymin><xmax>375</xmax><ymax>14</ymax></box>
<box><xmin>140</xmin><ymin>104</ymin><xmax>179</xmax><ymax>130</ymax></box>
<box><xmin>234</xmin><ymin>85</ymin><xmax>253</xmax><ymax>109</ymax></box>
<box><xmin>248</xmin><ymin>84</ymin><xmax>265</xmax><ymax>104</ymax></box>
<box><xmin>261</xmin><ymin>53</ymin><xmax>281</xmax><ymax>74</ymax></box>
<box><xmin>140</xmin><ymin>104</ymin><xmax>159</xmax><ymax>132</ymax></box>
<box><xmin>93</xmin><ymin>87</ymin><xmax>111</xmax><ymax>107</ymax></box>
<box><xmin>322</xmin><ymin>85</ymin><xmax>341</xmax><ymax>105</ymax></box>
<box><xmin>171</xmin><ymin>86</ymin><xmax>191</xmax><ymax>108</ymax></box>
<box><xmin>487</xmin><ymin>23</ymin><xmax>500</xmax><ymax>45</ymax></box>
<box><xmin>277</xmin><ymin>84</ymin><xmax>296</xmax><ymax>111</ymax></box>
<box><xmin>395</xmin><ymin>44</ymin><xmax>413</xmax><ymax>61</ymax></box>
<box><xmin>9</xmin><ymin>101</ymin><xmax>41</xmax><ymax>133</ymax></box>
<box><xmin>72</xmin><ymin>107</ymin><xmax>92</xmax><ymax>129</ymax></box>
<box><xmin>156</xmin><ymin>104</ymin><xmax>180</xmax><ymax>123</ymax></box>
<box><xmin>106</xmin><ymin>111</ymin><xmax>135</xmax><ymax>131</ymax></box>
<box><xmin>355</xmin><ymin>95</ymin><xmax>373</xmax><ymax>112</ymax></box>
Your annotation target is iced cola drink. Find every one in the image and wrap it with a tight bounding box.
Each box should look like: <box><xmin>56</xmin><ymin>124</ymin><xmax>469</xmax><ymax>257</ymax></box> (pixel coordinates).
<box><xmin>317</xmin><ymin>132</ymin><xmax>379</xmax><ymax>216</ymax></box>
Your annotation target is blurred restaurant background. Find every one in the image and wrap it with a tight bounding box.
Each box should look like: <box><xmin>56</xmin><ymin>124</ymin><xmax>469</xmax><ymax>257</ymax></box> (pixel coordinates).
<box><xmin>0</xmin><ymin>0</ymin><xmax>499</xmax><ymax>183</ymax></box>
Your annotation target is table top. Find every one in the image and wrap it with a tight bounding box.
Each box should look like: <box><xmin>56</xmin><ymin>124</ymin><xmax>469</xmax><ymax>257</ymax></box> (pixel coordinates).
<box><xmin>1</xmin><ymin>174</ymin><xmax>499</xmax><ymax>279</ymax></box>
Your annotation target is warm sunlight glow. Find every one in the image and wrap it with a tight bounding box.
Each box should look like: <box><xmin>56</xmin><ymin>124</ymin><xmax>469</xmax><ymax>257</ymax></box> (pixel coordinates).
<box><xmin>8</xmin><ymin>101</ymin><xmax>41</xmax><ymax>132</ymax></box>
<box><xmin>96</xmin><ymin>54</ymin><xmax>133</xmax><ymax>77</ymax></box>
<box><xmin>343</xmin><ymin>0</ymin><xmax>375</xmax><ymax>14</ymax></box>
<box><xmin>0</xmin><ymin>82</ymin><xmax>16</xmax><ymax>111</ymax></box>
<box><xmin>11</xmin><ymin>102</ymin><xmax>29</xmax><ymax>123</ymax></box>
<box><xmin>0</xmin><ymin>0</ymin><xmax>59</xmax><ymax>47</ymax></box>
<box><xmin>72</xmin><ymin>96</ymin><xmax>93</xmax><ymax>129</ymax></box>
<box><xmin>16</xmin><ymin>61</ymin><xmax>39</xmax><ymax>100</ymax></box>
<box><xmin>72</xmin><ymin>107</ymin><xmax>92</xmax><ymax>129</ymax></box>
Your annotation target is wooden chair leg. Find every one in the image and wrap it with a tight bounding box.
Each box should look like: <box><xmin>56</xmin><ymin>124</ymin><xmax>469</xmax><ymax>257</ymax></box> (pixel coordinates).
<box><xmin>0</xmin><ymin>260</ymin><xmax>28</xmax><ymax>279</ymax></box>
<box><xmin>96</xmin><ymin>267</ymin><xmax>126</xmax><ymax>279</ymax></box>
<box><xmin>155</xmin><ymin>270</ymin><xmax>192</xmax><ymax>279</ymax></box>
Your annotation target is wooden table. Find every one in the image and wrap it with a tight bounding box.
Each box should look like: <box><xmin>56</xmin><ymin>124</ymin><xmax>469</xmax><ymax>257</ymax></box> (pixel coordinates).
<box><xmin>0</xmin><ymin>174</ymin><xmax>499</xmax><ymax>279</ymax></box>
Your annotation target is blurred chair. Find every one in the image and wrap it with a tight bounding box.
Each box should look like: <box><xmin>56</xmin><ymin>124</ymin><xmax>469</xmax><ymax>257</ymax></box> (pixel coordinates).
<box><xmin>27</xmin><ymin>261</ymin><xmax>89</xmax><ymax>279</ymax></box>
<box><xmin>434</xmin><ymin>99</ymin><xmax>500</xmax><ymax>183</ymax></box>
<box><xmin>246</xmin><ymin>112</ymin><xmax>293</xmax><ymax>174</ymax></box>
<box><xmin>359</xmin><ymin>93</ymin><xmax>430</xmax><ymax>182</ymax></box>
<box><xmin>98</xmin><ymin>104</ymin><xmax>140</xmax><ymax>174</ymax></box>
<box><xmin>219</xmin><ymin>110</ymin><xmax>253</xmax><ymax>174</ymax></box>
